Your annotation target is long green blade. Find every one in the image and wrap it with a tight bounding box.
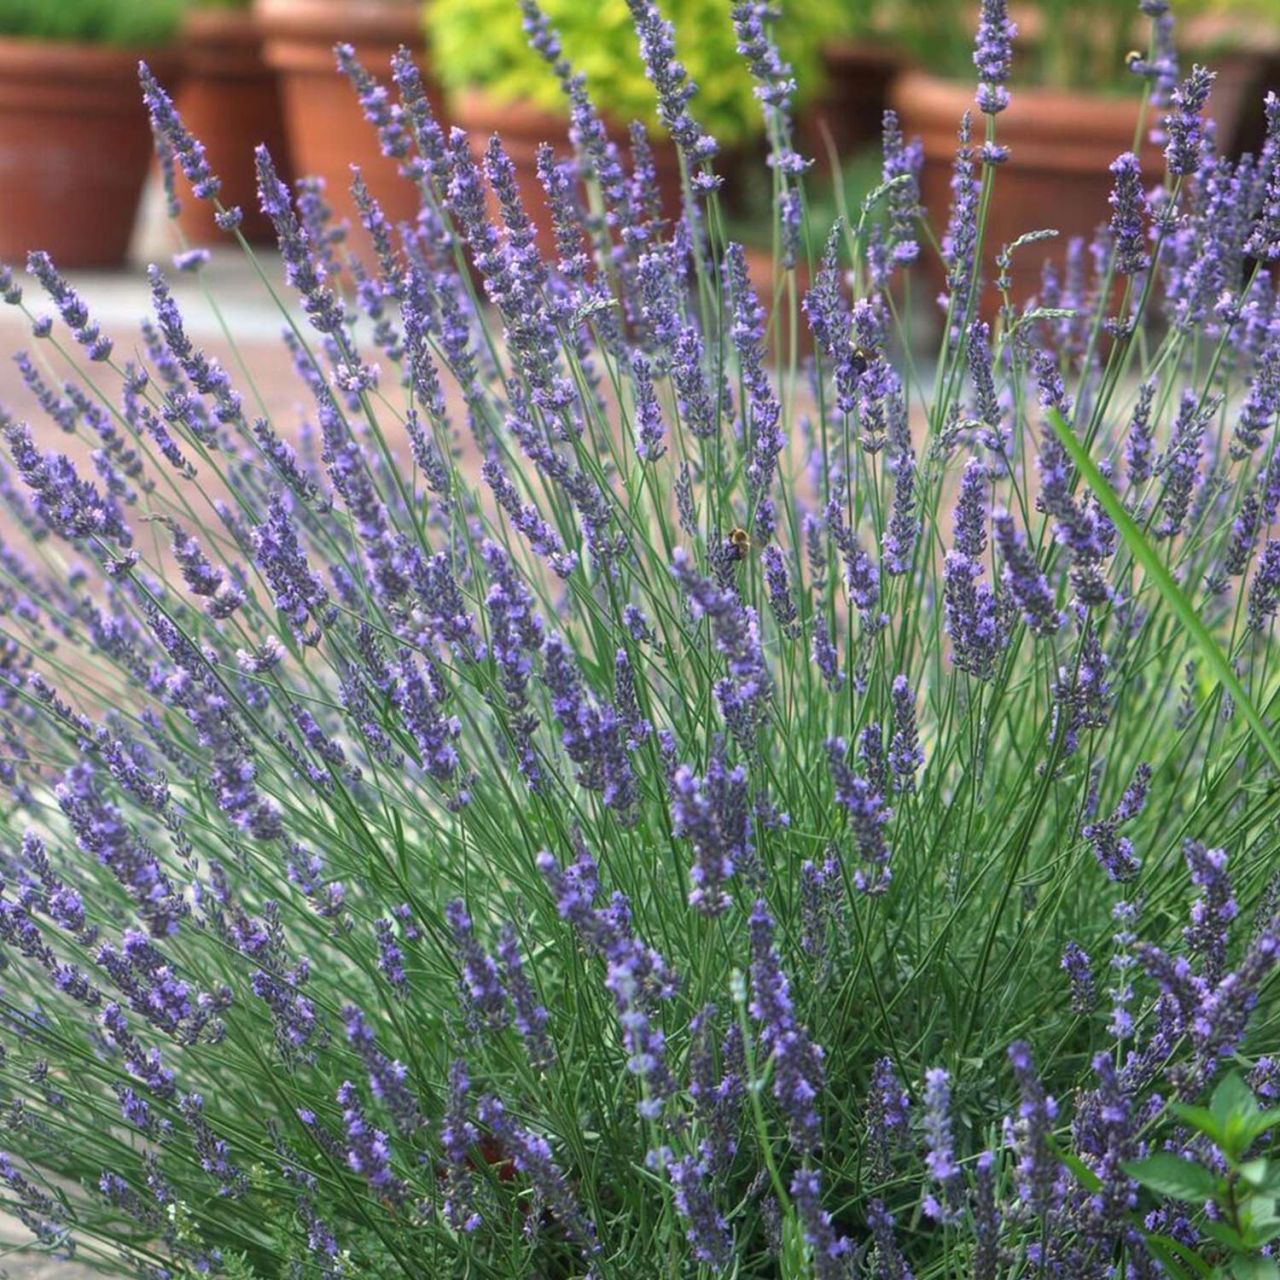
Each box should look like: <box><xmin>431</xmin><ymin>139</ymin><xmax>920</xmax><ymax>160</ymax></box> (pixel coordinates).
<box><xmin>1046</xmin><ymin>406</ymin><xmax>1280</xmax><ymax>775</ymax></box>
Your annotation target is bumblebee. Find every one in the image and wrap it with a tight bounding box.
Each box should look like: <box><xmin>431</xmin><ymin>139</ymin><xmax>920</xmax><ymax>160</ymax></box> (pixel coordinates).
<box><xmin>850</xmin><ymin>344</ymin><xmax>873</xmax><ymax>378</ymax></box>
<box><xmin>726</xmin><ymin>526</ymin><xmax>753</xmax><ymax>561</ymax></box>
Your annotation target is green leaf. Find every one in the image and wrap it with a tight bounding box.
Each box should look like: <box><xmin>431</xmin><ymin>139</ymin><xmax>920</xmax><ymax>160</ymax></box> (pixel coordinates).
<box><xmin>1213</xmin><ymin>1074</ymin><xmax>1258</xmax><ymax>1126</ymax></box>
<box><xmin>1239</xmin><ymin>1159</ymin><xmax>1272</xmax><ymax>1190</ymax></box>
<box><xmin>1143</xmin><ymin>1233</ymin><xmax>1216</xmax><ymax>1278</ymax></box>
<box><xmin>1173</xmin><ymin>1104</ymin><xmax>1229</xmax><ymax>1148</ymax></box>
<box><xmin>1244</xmin><ymin>1111</ymin><xmax>1280</xmax><ymax>1145</ymax></box>
<box><xmin>1046</xmin><ymin>408</ymin><xmax>1280</xmax><ymax>775</ymax></box>
<box><xmin>1124</xmin><ymin>1154</ymin><xmax>1220</xmax><ymax>1204</ymax></box>
<box><xmin>1229</xmin><ymin>1257</ymin><xmax>1280</xmax><ymax>1280</ymax></box>
<box><xmin>1202</xmin><ymin>1218</ymin><xmax>1249</xmax><ymax>1252</ymax></box>
<box><xmin>1056</xmin><ymin>1141</ymin><xmax>1102</xmax><ymax>1194</ymax></box>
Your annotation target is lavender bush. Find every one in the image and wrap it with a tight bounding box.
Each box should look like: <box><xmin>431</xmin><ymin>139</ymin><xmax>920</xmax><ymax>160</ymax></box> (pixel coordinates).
<box><xmin>0</xmin><ymin>0</ymin><xmax>1278</xmax><ymax>1276</ymax></box>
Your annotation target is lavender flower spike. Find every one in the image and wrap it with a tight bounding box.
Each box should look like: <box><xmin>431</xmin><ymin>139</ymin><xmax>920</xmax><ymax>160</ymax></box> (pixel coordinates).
<box><xmin>623</xmin><ymin>0</ymin><xmax>719</xmax><ymax>186</ymax></box>
<box><xmin>974</xmin><ymin>0</ymin><xmax>1016</xmax><ymax>115</ymax></box>
<box><xmin>1163</xmin><ymin>66</ymin><xmax>1215</xmax><ymax>176</ymax></box>
<box><xmin>1108</xmin><ymin>153</ymin><xmax>1150</xmax><ymax>275</ymax></box>
<box><xmin>139</xmin><ymin>62</ymin><xmax>222</xmax><ymax>205</ymax></box>
<box><xmin>889</xmin><ymin>674</ymin><xmax>924</xmax><ymax>792</ymax></box>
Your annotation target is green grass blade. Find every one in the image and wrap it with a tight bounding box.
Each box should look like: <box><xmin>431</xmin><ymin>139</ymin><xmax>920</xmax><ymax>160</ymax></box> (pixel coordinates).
<box><xmin>1046</xmin><ymin>407</ymin><xmax>1280</xmax><ymax>775</ymax></box>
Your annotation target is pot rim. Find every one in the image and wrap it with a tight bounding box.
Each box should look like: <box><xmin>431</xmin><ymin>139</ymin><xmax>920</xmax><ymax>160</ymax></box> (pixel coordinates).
<box><xmin>256</xmin><ymin>0</ymin><xmax>425</xmax><ymax>48</ymax></box>
<box><xmin>0</xmin><ymin>34</ymin><xmax>178</xmax><ymax>81</ymax></box>
<box><xmin>891</xmin><ymin>67</ymin><xmax>1164</xmax><ymax>153</ymax></box>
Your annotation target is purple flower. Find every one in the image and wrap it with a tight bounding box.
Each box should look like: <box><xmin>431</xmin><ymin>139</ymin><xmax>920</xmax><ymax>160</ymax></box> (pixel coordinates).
<box><xmin>1163</xmin><ymin>67</ymin><xmax>1215</xmax><ymax>177</ymax></box>
<box><xmin>790</xmin><ymin>1166</ymin><xmax>853</xmax><ymax>1279</ymax></box>
<box><xmin>883</xmin><ymin>450</ymin><xmax>918</xmax><ymax>576</ymax></box>
<box><xmin>482</xmin><ymin>541</ymin><xmax>544</xmax><ymax>789</ymax></box>
<box><xmin>1050</xmin><ymin>627</ymin><xmax>1113</xmax><ymax>758</ymax></box>
<box><xmin>392</xmin><ymin>649</ymin><xmax>461</xmax><ymax>786</ymax></box>
<box><xmin>881</xmin><ymin>110</ymin><xmax>923</xmax><ymax>266</ymax></box>
<box><xmin>688</xmin><ymin>1007</ymin><xmax>744</xmax><ymax>1176</ymax></box>
<box><xmin>942</xmin><ymin>113</ymin><xmax>979</xmax><ymax>313</ymax></box>
<box><xmin>826</xmin><ymin>738</ymin><xmax>893</xmax><ymax>892</ymax></box>
<box><xmin>994</xmin><ymin>508</ymin><xmax>1062</xmax><ymax>636</ymax></box>
<box><xmin>664</xmin><ymin>1152</ymin><xmax>731</xmax><ymax>1266</ymax></box>
<box><xmin>866</xmin><ymin>1056</ymin><xmax>910</xmax><ymax>1183</ymax></box>
<box><xmin>631</xmin><ymin>353</ymin><xmax>667</xmax><ymax>462</ymax></box>
<box><xmin>670</xmin><ymin>549</ymin><xmax>771</xmax><ymax>749</ymax></box>
<box><xmin>27</xmin><ymin>251</ymin><xmax>112</xmax><ymax>361</ymax></box>
<box><xmin>921</xmin><ymin>1066</ymin><xmax>960</xmax><ymax>1221</ymax></box>
<box><xmin>867</xmin><ymin>1197</ymin><xmax>914</xmax><ymax>1280</ymax></box>
<box><xmin>1183</xmin><ymin>840</ymin><xmax>1237</xmax><ymax>983</ymax></box>
<box><xmin>826</xmin><ymin>497</ymin><xmax>886</xmax><ymax>631</ymax></box>
<box><xmin>374</xmin><ymin>919</ymin><xmax>408</xmax><ymax>997</ymax></box>
<box><xmin>342</xmin><ymin>1006</ymin><xmax>421</xmax><ymax>1135</ymax></box>
<box><xmin>482</xmin><ymin>457</ymin><xmax>577</xmax><ymax>579</ymax></box>
<box><xmin>542</xmin><ymin>633</ymin><xmax>637</xmax><ymax>819</ymax></box>
<box><xmin>1108</xmin><ymin>153</ymin><xmax>1150</xmax><ymax>275</ymax></box>
<box><xmin>1245</xmin><ymin>93</ymin><xmax>1280</xmax><ymax>261</ymax></box>
<box><xmin>973</xmin><ymin>1151</ymin><xmax>1002</xmax><ymax>1279</ymax></box>
<box><xmin>1126</xmin><ymin>380</ymin><xmax>1157</xmax><ymax>487</ymax></box>
<box><xmin>446</xmin><ymin>900</ymin><xmax>508</xmax><ymax>1031</ymax></box>
<box><xmin>536</xmin><ymin>843</ymin><xmax>679</xmax><ymax>1118</ymax></box>
<box><xmin>497</xmin><ymin>925</ymin><xmax>555</xmax><ymax>1072</ymax></box>
<box><xmin>1081</xmin><ymin>762</ymin><xmax>1151</xmax><ymax>880</ymax></box>
<box><xmin>812</xmin><ymin>616</ymin><xmax>845</xmax><ymax>691</ymax></box>
<box><xmin>477</xmin><ymin>1094</ymin><xmax>599</xmax><ymax>1254</ymax></box>
<box><xmin>1061</xmin><ymin>941</ymin><xmax>1096</xmax><ymax>1013</ymax></box>
<box><xmin>1249</xmin><ymin>540</ymin><xmax>1280</xmax><ymax>633</ymax></box>
<box><xmin>1232</xmin><ymin>318</ymin><xmax>1280</xmax><ymax>459</ymax></box>
<box><xmin>748</xmin><ymin>899</ymin><xmax>827</xmax><ymax>1153</ymax></box>
<box><xmin>889</xmin><ymin>675</ymin><xmax>924</xmax><ymax>792</ymax></box>
<box><xmin>973</xmin><ymin>0</ymin><xmax>1016</xmax><ymax>114</ymax></box>
<box><xmin>727</xmin><ymin>243</ymin><xmax>786</xmax><ymax>540</ymax></box>
<box><xmin>441</xmin><ymin>1060</ymin><xmax>481</xmax><ymax>1233</ymax></box>
<box><xmin>255</xmin><ymin>146</ymin><xmax>346</xmax><ymax>338</ymax></box>
<box><xmin>670</xmin><ymin>749</ymin><xmax>752</xmax><ymax>916</ymax></box>
<box><xmin>1005</xmin><ymin>1041</ymin><xmax>1061</xmax><ymax>1217</ymax></box>
<box><xmin>1109</xmin><ymin>900</ymin><xmax>1140</xmax><ymax>1039</ymax></box>
<box><xmin>762</xmin><ymin>545</ymin><xmax>799</xmax><ymax>637</ymax></box>
<box><xmin>624</xmin><ymin>0</ymin><xmax>719</xmax><ymax>181</ymax></box>
<box><xmin>967</xmin><ymin>322</ymin><xmax>1005</xmax><ymax>452</ymax></box>
<box><xmin>252</xmin><ymin>495</ymin><xmax>335</xmax><ymax>646</ymax></box>
<box><xmin>336</xmin><ymin>1081</ymin><xmax>407</xmax><ymax>1204</ymax></box>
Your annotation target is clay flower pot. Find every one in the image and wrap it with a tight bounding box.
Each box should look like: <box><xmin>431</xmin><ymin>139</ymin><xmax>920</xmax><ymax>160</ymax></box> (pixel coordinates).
<box><xmin>892</xmin><ymin>69</ymin><xmax>1165</xmax><ymax>309</ymax></box>
<box><xmin>174</xmin><ymin>7</ymin><xmax>292</xmax><ymax>245</ymax></box>
<box><xmin>256</xmin><ymin>0</ymin><xmax>438</xmax><ymax>260</ymax></box>
<box><xmin>0</xmin><ymin>39</ymin><xmax>177</xmax><ymax>268</ymax></box>
<box><xmin>451</xmin><ymin>88</ymin><xmax>684</xmax><ymax>260</ymax></box>
<box><xmin>804</xmin><ymin>39</ymin><xmax>899</xmax><ymax>158</ymax></box>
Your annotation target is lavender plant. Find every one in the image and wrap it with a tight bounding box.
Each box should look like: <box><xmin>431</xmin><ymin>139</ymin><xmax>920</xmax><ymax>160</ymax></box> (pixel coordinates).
<box><xmin>0</xmin><ymin>0</ymin><xmax>1278</xmax><ymax>1277</ymax></box>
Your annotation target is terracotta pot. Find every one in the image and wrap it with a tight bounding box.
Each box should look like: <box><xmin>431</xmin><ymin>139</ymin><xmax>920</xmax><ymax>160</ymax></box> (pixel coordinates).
<box><xmin>0</xmin><ymin>38</ymin><xmax>177</xmax><ymax>268</ymax></box>
<box><xmin>804</xmin><ymin>39</ymin><xmax>899</xmax><ymax>158</ymax></box>
<box><xmin>174</xmin><ymin>8</ymin><xmax>291</xmax><ymax>245</ymax></box>
<box><xmin>450</xmin><ymin>88</ymin><xmax>684</xmax><ymax>260</ymax></box>
<box><xmin>1232</xmin><ymin>48</ymin><xmax>1280</xmax><ymax>160</ymax></box>
<box><xmin>1181</xmin><ymin>14</ymin><xmax>1280</xmax><ymax>157</ymax></box>
<box><xmin>256</xmin><ymin>0</ymin><xmax>438</xmax><ymax>261</ymax></box>
<box><xmin>891</xmin><ymin>69</ymin><xmax>1165</xmax><ymax>310</ymax></box>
